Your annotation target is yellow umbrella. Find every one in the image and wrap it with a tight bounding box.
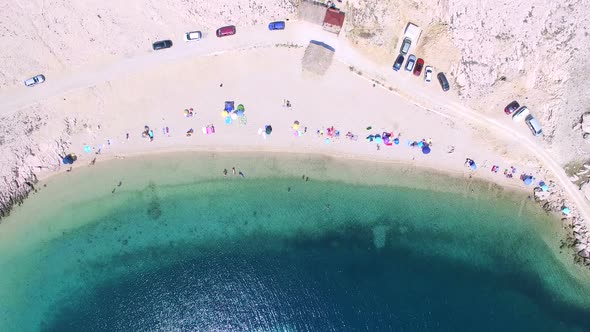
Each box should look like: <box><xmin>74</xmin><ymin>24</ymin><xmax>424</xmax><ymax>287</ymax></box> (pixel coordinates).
<box><xmin>221</xmin><ymin>110</ymin><xmax>229</xmax><ymax>118</ymax></box>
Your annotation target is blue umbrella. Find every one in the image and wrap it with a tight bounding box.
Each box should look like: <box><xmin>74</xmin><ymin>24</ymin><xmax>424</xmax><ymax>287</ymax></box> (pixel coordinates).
<box><xmin>375</xmin><ymin>136</ymin><xmax>383</xmax><ymax>144</ymax></box>
<box><xmin>417</xmin><ymin>141</ymin><xmax>424</xmax><ymax>148</ymax></box>
<box><xmin>236</xmin><ymin>110</ymin><xmax>244</xmax><ymax>117</ymax></box>
<box><xmin>523</xmin><ymin>176</ymin><xmax>533</xmax><ymax>185</ymax></box>
<box><xmin>422</xmin><ymin>146</ymin><xmax>431</xmax><ymax>154</ymax></box>
<box><xmin>394</xmin><ymin>138</ymin><xmax>400</xmax><ymax>145</ymax></box>
<box><xmin>470</xmin><ymin>162</ymin><xmax>477</xmax><ymax>170</ymax></box>
<box><xmin>225</xmin><ymin>116</ymin><xmax>232</xmax><ymax>124</ymax></box>
<box><xmin>539</xmin><ymin>181</ymin><xmax>549</xmax><ymax>191</ymax></box>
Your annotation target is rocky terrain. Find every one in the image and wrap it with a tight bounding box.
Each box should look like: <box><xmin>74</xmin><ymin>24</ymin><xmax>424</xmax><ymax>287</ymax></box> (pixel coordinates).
<box><xmin>0</xmin><ymin>108</ymin><xmax>69</xmax><ymax>217</ymax></box>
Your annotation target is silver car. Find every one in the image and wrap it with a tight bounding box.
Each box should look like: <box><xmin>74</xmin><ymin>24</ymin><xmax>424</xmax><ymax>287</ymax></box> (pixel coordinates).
<box><xmin>24</xmin><ymin>74</ymin><xmax>45</xmax><ymax>87</ymax></box>
<box><xmin>400</xmin><ymin>37</ymin><xmax>411</xmax><ymax>55</ymax></box>
<box><xmin>525</xmin><ymin>114</ymin><xmax>543</xmax><ymax>136</ymax></box>
<box><xmin>405</xmin><ymin>54</ymin><xmax>416</xmax><ymax>72</ymax></box>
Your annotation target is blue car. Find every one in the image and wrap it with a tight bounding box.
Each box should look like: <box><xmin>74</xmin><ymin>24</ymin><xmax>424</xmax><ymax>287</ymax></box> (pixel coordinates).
<box><xmin>268</xmin><ymin>21</ymin><xmax>286</xmax><ymax>30</ymax></box>
<box><xmin>393</xmin><ymin>54</ymin><xmax>404</xmax><ymax>71</ymax></box>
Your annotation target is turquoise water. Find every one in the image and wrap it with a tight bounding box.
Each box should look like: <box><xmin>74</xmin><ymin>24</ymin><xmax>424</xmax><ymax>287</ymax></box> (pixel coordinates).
<box><xmin>0</xmin><ymin>153</ymin><xmax>589</xmax><ymax>331</ymax></box>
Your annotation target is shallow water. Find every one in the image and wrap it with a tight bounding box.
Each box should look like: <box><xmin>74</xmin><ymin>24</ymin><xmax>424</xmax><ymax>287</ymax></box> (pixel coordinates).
<box><xmin>0</xmin><ymin>153</ymin><xmax>589</xmax><ymax>331</ymax></box>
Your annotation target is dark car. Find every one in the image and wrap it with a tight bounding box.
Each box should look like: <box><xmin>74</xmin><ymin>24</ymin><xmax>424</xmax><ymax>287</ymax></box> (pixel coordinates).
<box><xmin>437</xmin><ymin>72</ymin><xmax>450</xmax><ymax>91</ymax></box>
<box><xmin>152</xmin><ymin>40</ymin><xmax>173</xmax><ymax>50</ymax></box>
<box><xmin>216</xmin><ymin>25</ymin><xmax>236</xmax><ymax>37</ymax></box>
<box><xmin>268</xmin><ymin>21</ymin><xmax>285</xmax><ymax>30</ymax></box>
<box><xmin>400</xmin><ymin>37</ymin><xmax>411</xmax><ymax>55</ymax></box>
<box><xmin>504</xmin><ymin>101</ymin><xmax>520</xmax><ymax>115</ymax></box>
<box><xmin>393</xmin><ymin>54</ymin><xmax>405</xmax><ymax>71</ymax></box>
<box><xmin>413</xmin><ymin>58</ymin><xmax>424</xmax><ymax>76</ymax></box>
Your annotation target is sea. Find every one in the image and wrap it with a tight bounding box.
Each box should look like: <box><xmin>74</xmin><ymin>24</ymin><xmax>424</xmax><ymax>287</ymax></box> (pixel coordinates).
<box><xmin>0</xmin><ymin>152</ymin><xmax>589</xmax><ymax>332</ymax></box>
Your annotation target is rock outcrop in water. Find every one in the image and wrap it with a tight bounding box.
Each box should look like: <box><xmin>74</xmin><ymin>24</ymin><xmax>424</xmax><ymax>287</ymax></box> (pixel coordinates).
<box><xmin>534</xmin><ymin>180</ymin><xmax>590</xmax><ymax>267</ymax></box>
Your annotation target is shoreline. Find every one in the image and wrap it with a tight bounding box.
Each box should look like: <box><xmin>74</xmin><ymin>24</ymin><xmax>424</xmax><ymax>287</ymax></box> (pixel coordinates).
<box><xmin>2</xmin><ymin>151</ymin><xmax>590</xmax><ymax>331</ymax></box>
<box><xmin>37</xmin><ymin>147</ymin><xmax>531</xmax><ymax>193</ymax></box>
<box><xmin>30</xmin><ymin>147</ymin><xmax>590</xmax><ymax>271</ymax></box>
<box><xmin>1</xmin><ymin>43</ymin><xmax>589</xmax><ymax>271</ymax></box>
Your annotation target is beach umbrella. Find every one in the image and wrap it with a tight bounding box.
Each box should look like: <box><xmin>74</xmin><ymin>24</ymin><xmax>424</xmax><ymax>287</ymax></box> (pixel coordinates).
<box><xmin>394</xmin><ymin>138</ymin><xmax>400</xmax><ymax>145</ymax></box>
<box><xmin>236</xmin><ymin>110</ymin><xmax>245</xmax><ymax>117</ymax></box>
<box><xmin>562</xmin><ymin>207</ymin><xmax>571</xmax><ymax>215</ymax></box>
<box><xmin>221</xmin><ymin>110</ymin><xmax>229</xmax><ymax>118</ymax></box>
<box><xmin>470</xmin><ymin>162</ymin><xmax>477</xmax><ymax>171</ymax></box>
<box><xmin>225</xmin><ymin>116</ymin><xmax>233</xmax><ymax>124</ymax></box>
<box><xmin>417</xmin><ymin>141</ymin><xmax>424</xmax><ymax>148</ymax></box>
<box><xmin>422</xmin><ymin>145</ymin><xmax>431</xmax><ymax>154</ymax></box>
<box><xmin>539</xmin><ymin>180</ymin><xmax>549</xmax><ymax>191</ymax></box>
<box><xmin>231</xmin><ymin>113</ymin><xmax>238</xmax><ymax>120</ymax></box>
<box><xmin>265</xmin><ymin>125</ymin><xmax>272</xmax><ymax>135</ymax></box>
<box><xmin>237</xmin><ymin>104</ymin><xmax>245</xmax><ymax>111</ymax></box>
<box><xmin>523</xmin><ymin>176</ymin><xmax>533</xmax><ymax>185</ymax></box>
<box><xmin>225</xmin><ymin>101</ymin><xmax>234</xmax><ymax>111</ymax></box>
<box><xmin>375</xmin><ymin>136</ymin><xmax>383</xmax><ymax>144</ymax></box>
<box><xmin>293</xmin><ymin>120</ymin><xmax>300</xmax><ymax>130</ymax></box>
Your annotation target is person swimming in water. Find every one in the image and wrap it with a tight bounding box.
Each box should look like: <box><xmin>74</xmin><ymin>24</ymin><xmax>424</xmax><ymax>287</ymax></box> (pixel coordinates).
<box><xmin>239</xmin><ymin>171</ymin><xmax>245</xmax><ymax>178</ymax></box>
<box><xmin>223</xmin><ymin>169</ymin><xmax>228</xmax><ymax>177</ymax></box>
<box><xmin>232</xmin><ymin>167</ymin><xmax>236</xmax><ymax>175</ymax></box>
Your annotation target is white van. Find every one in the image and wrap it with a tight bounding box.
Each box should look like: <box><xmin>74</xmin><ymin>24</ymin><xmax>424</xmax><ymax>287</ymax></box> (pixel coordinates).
<box><xmin>512</xmin><ymin>106</ymin><xmax>530</xmax><ymax>122</ymax></box>
<box><xmin>525</xmin><ymin>115</ymin><xmax>543</xmax><ymax>136</ymax></box>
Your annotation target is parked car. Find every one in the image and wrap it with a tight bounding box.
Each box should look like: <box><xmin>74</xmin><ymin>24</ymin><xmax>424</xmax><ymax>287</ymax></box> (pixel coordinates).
<box><xmin>268</xmin><ymin>21</ymin><xmax>285</xmax><ymax>30</ymax></box>
<box><xmin>424</xmin><ymin>66</ymin><xmax>433</xmax><ymax>82</ymax></box>
<box><xmin>512</xmin><ymin>106</ymin><xmax>530</xmax><ymax>122</ymax></box>
<box><xmin>504</xmin><ymin>101</ymin><xmax>520</xmax><ymax>115</ymax></box>
<box><xmin>400</xmin><ymin>37</ymin><xmax>411</xmax><ymax>55</ymax></box>
<box><xmin>525</xmin><ymin>114</ymin><xmax>543</xmax><ymax>136</ymax></box>
<box><xmin>413</xmin><ymin>58</ymin><xmax>424</xmax><ymax>76</ymax></box>
<box><xmin>393</xmin><ymin>54</ymin><xmax>405</xmax><ymax>71</ymax></box>
<box><xmin>216</xmin><ymin>25</ymin><xmax>236</xmax><ymax>37</ymax></box>
<box><xmin>405</xmin><ymin>54</ymin><xmax>416</xmax><ymax>72</ymax></box>
<box><xmin>152</xmin><ymin>40</ymin><xmax>173</xmax><ymax>50</ymax></box>
<box><xmin>437</xmin><ymin>72</ymin><xmax>450</xmax><ymax>91</ymax></box>
<box><xmin>184</xmin><ymin>31</ymin><xmax>202</xmax><ymax>41</ymax></box>
<box><xmin>24</xmin><ymin>74</ymin><xmax>45</xmax><ymax>87</ymax></box>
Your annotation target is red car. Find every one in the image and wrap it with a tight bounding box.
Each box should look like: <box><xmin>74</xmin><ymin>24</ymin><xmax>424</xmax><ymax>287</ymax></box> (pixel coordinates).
<box><xmin>216</xmin><ymin>25</ymin><xmax>236</xmax><ymax>37</ymax></box>
<box><xmin>504</xmin><ymin>101</ymin><xmax>520</xmax><ymax>115</ymax></box>
<box><xmin>413</xmin><ymin>58</ymin><xmax>424</xmax><ymax>76</ymax></box>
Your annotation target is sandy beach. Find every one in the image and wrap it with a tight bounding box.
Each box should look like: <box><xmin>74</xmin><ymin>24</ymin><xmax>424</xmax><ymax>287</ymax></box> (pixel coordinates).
<box><xmin>1</xmin><ymin>1</ymin><xmax>589</xmax><ymax>267</ymax></box>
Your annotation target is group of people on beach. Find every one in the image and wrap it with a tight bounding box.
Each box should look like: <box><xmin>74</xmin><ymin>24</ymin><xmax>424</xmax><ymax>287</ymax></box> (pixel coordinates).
<box><xmin>223</xmin><ymin>167</ymin><xmax>245</xmax><ymax>178</ymax></box>
<box><xmin>81</xmin><ymin>93</ymin><xmax>540</xmax><ymax>194</ymax></box>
